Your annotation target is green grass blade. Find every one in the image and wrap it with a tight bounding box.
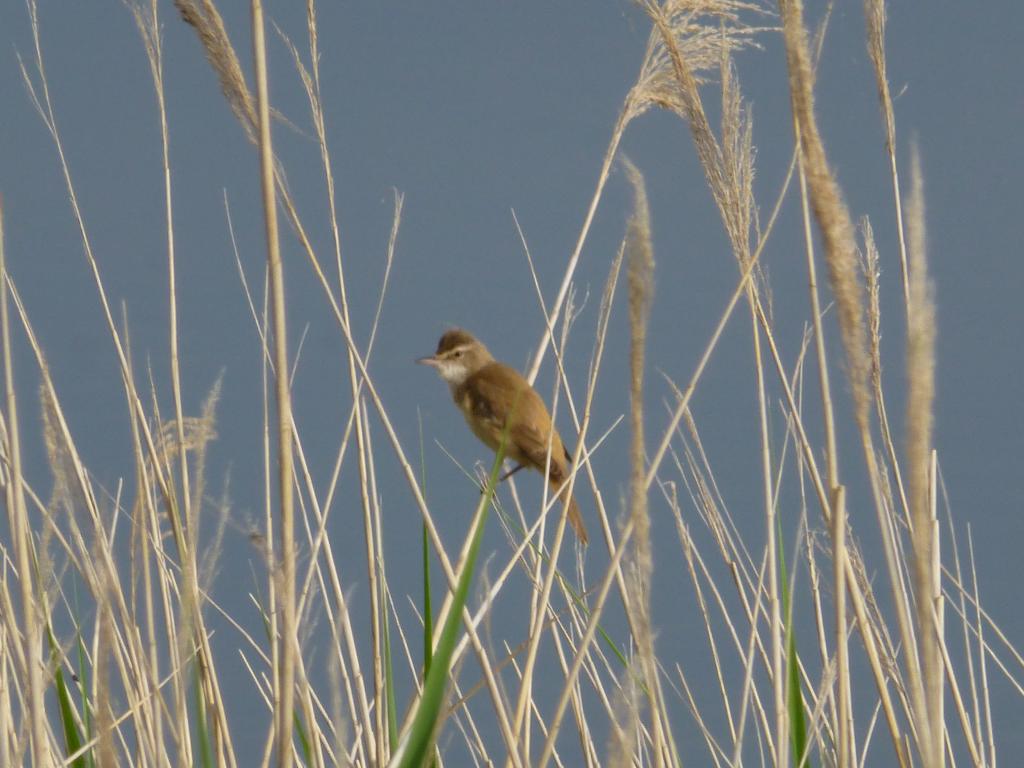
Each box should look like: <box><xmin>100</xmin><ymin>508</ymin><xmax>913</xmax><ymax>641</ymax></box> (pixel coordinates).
<box><xmin>422</xmin><ymin>522</ymin><xmax>434</xmax><ymax>677</ymax></box>
<box><xmin>417</xmin><ymin>409</ymin><xmax>436</xmax><ymax>767</ymax></box>
<box><xmin>383</xmin><ymin>581</ymin><xmax>399</xmax><ymax>754</ymax></box>
<box><xmin>777</xmin><ymin>516</ymin><xmax>810</xmax><ymax>767</ymax></box>
<box><xmin>46</xmin><ymin>624</ymin><xmax>88</xmax><ymax>767</ymax></box>
<box><xmin>73</xmin><ymin>629</ymin><xmax>96</xmax><ymax>768</ymax></box>
<box><xmin>786</xmin><ymin>618</ymin><xmax>810</xmax><ymax>767</ymax></box>
<box><xmin>293</xmin><ymin>707</ymin><xmax>312</xmax><ymax>766</ymax></box>
<box><xmin>192</xmin><ymin>654</ymin><xmax>214</xmax><ymax>768</ymax></box>
<box><xmin>389</xmin><ymin>435</ymin><xmax>506</xmax><ymax>768</ymax></box>
<box><xmin>418</xmin><ymin>410</ymin><xmax>434</xmax><ymax>677</ymax></box>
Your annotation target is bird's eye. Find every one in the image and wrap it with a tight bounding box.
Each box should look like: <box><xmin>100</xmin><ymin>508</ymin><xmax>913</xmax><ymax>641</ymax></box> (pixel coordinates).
<box><xmin>453</xmin><ymin>350</ymin><xmax>462</xmax><ymax>358</ymax></box>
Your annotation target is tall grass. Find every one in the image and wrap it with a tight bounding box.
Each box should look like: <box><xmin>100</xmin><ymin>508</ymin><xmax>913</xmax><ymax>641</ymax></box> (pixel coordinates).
<box><xmin>0</xmin><ymin>0</ymin><xmax>1017</xmax><ymax>766</ymax></box>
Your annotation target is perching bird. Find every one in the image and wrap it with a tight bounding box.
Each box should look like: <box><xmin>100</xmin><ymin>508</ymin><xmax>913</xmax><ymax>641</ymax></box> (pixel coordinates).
<box><xmin>417</xmin><ymin>328</ymin><xmax>588</xmax><ymax>544</ymax></box>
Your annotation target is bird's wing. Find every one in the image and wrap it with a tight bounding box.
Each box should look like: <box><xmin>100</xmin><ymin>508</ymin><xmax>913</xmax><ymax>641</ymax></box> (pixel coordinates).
<box><xmin>464</xmin><ymin>364</ymin><xmax>565</xmax><ymax>474</ymax></box>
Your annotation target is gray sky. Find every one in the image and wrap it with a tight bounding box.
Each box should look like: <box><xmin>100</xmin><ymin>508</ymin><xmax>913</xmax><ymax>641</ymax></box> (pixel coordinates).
<box><xmin>1</xmin><ymin>0</ymin><xmax>1021</xmax><ymax>763</ymax></box>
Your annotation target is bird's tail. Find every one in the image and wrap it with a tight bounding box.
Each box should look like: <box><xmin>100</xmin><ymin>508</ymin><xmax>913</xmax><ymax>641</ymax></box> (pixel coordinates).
<box><xmin>550</xmin><ymin>478</ymin><xmax>588</xmax><ymax>545</ymax></box>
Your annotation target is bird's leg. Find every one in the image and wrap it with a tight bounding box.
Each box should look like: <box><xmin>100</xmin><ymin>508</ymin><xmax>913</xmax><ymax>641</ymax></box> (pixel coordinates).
<box><xmin>498</xmin><ymin>464</ymin><xmax>526</xmax><ymax>483</ymax></box>
<box><xmin>477</xmin><ymin>463</ymin><xmax>527</xmax><ymax>496</ymax></box>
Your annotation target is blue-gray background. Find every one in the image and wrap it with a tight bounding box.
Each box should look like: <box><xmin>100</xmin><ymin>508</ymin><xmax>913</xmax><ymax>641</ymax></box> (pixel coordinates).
<box><xmin>1</xmin><ymin>0</ymin><xmax>1021</xmax><ymax>763</ymax></box>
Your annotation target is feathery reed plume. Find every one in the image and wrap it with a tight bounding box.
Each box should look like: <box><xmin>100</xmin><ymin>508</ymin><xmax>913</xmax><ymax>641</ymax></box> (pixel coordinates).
<box><xmin>622</xmin><ymin>157</ymin><xmax>669</xmax><ymax>766</ymax></box>
<box><xmin>778</xmin><ymin>0</ymin><xmax>872</xmax><ymax>433</ymax></box>
<box><xmin>631</xmin><ymin>0</ymin><xmax>765</xmax><ymax>124</ymax></box>
<box><xmin>607</xmin><ymin>666</ymin><xmax>642</xmax><ymax>766</ymax></box>
<box><xmin>864</xmin><ymin>0</ymin><xmax>911</xmax><ymax>312</ymax></box>
<box><xmin>174</xmin><ymin>0</ymin><xmax>256</xmax><ymax>140</ymax></box>
<box><xmin>633</xmin><ymin>1</ymin><xmax>763</xmax><ymax>223</ymax></box>
<box><xmin>905</xmin><ymin>146</ymin><xmax>941</xmax><ymax>766</ymax></box>
<box><xmin>862</xmin><ymin>217</ymin><xmax>912</xmax><ymax>524</ymax></box>
<box><xmin>527</xmin><ymin>0</ymin><xmax>765</xmax><ymax>381</ymax></box>
<box><xmin>864</xmin><ymin>0</ymin><xmax>893</xmax><ymax>148</ymax></box>
<box><xmin>861</xmin><ymin>219</ymin><xmax>883</xmax><ymax>394</ymax></box>
<box><xmin>719</xmin><ymin>58</ymin><xmax>757</xmax><ymax>261</ymax></box>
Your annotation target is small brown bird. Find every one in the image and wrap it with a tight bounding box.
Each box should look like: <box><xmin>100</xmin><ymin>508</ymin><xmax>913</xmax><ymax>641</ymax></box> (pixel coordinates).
<box><xmin>418</xmin><ymin>329</ymin><xmax>588</xmax><ymax>545</ymax></box>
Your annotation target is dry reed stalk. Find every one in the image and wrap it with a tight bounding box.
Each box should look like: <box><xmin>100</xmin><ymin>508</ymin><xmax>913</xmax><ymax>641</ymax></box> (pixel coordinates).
<box><xmin>0</xmin><ymin>624</ymin><xmax>9</xmax><ymax>766</ymax></box>
<box><xmin>727</xmin><ymin>549</ymin><xmax>772</xmax><ymax>765</ymax></box>
<box><xmin>787</xmin><ymin>338</ymin><xmax>848</xmax><ymax>763</ymax></box>
<box><xmin>782</xmin><ymin>70</ymin><xmax>894</xmax><ymax>768</ymax></box>
<box><xmin>17</xmin><ymin>273</ymin><xmax>232</xmax><ymax>764</ymax></box>
<box><xmin>946</xmin><ymin>497</ymin><xmax>985</xmax><ymax>763</ymax></box>
<box><xmin>645</xmin><ymin>221</ymin><xmax>767</xmax><ymax>493</ymax></box>
<box><xmin>832</xmin><ymin>484</ymin><xmax>852</xmax><ymax>766</ymax></box>
<box><xmin>967</xmin><ymin>530</ymin><xmax>996</xmax><ymax>763</ymax></box>
<box><xmin>127</xmin><ymin>0</ymin><xmax>195</xmax><ymax>595</ymax></box>
<box><xmin>275</xmin><ymin>24</ymin><xmax>382</xmax><ymax>760</ymax></box>
<box><xmin>361</xmin><ymin>398</ymin><xmax>388</xmax><ymax>765</ymax></box>
<box><xmin>126</xmin><ymin>5</ymin><xmax>193</xmax><ymax>756</ymax></box>
<box><xmin>249</xmin><ymin>2</ymin><xmax>296</xmax><ymax>765</ymax></box>
<box><xmin>790</xmin><ymin>84</ymin><xmax>852</xmax><ymax>766</ymax></box>
<box><xmin>288</xmin><ymin>425</ymin><xmax>373</xmax><ymax>763</ymax></box>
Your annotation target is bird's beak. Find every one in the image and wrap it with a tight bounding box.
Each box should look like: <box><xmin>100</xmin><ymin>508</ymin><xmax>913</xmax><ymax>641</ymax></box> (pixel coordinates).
<box><xmin>416</xmin><ymin>355</ymin><xmax>439</xmax><ymax>367</ymax></box>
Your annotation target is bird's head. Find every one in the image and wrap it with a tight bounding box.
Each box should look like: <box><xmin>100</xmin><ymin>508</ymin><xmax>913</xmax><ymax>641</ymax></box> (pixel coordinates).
<box><xmin>417</xmin><ymin>328</ymin><xmax>493</xmax><ymax>385</ymax></box>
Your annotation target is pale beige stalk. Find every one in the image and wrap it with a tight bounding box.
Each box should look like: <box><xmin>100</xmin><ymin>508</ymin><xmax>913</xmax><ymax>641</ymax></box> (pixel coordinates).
<box><xmin>249</xmin><ymin>3</ymin><xmax>297</xmax><ymax>765</ymax></box>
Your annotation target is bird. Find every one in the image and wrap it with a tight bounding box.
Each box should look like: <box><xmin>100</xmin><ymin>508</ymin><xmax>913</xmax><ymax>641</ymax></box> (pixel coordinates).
<box><xmin>417</xmin><ymin>328</ymin><xmax>588</xmax><ymax>545</ymax></box>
